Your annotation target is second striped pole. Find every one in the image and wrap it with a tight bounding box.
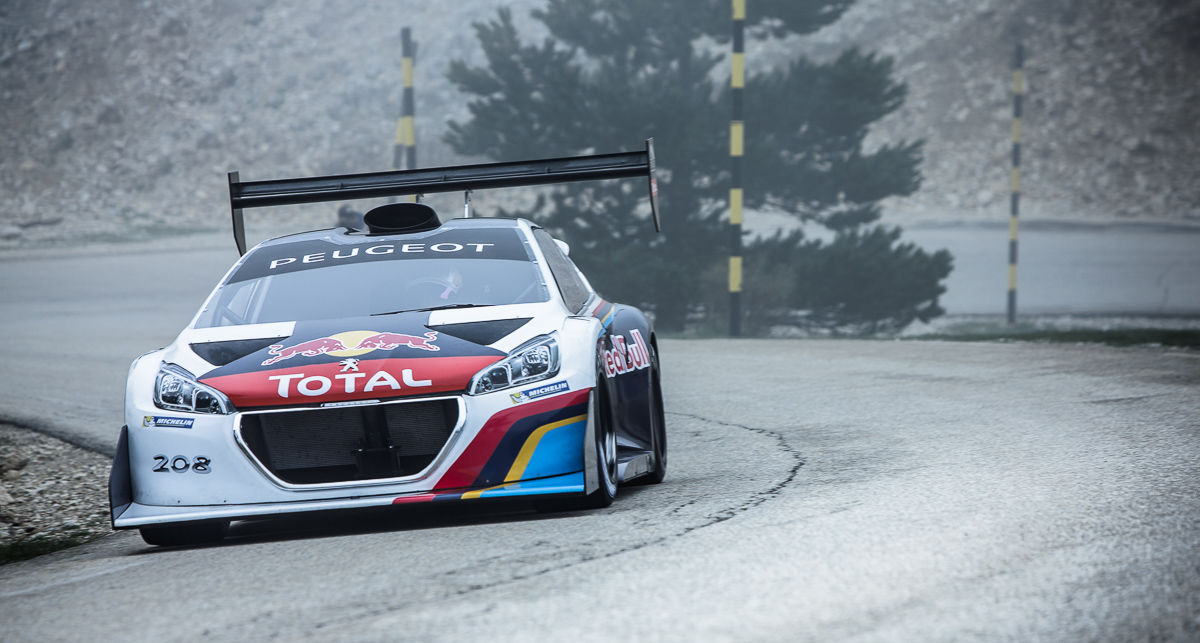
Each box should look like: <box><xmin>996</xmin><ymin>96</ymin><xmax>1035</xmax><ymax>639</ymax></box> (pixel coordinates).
<box><xmin>1007</xmin><ymin>43</ymin><xmax>1023</xmax><ymax>324</ymax></box>
<box><xmin>729</xmin><ymin>0</ymin><xmax>745</xmax><ymax>336</ymax></box>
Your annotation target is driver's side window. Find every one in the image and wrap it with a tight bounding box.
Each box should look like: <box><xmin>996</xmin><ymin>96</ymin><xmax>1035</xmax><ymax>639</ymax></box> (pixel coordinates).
<box><xmin>532</xmin><ymin>229</ymin><xmax>591</xmax><ymax>313</ymax></box>
<box><xmin>212</xmin><ymin>280</ymin><xmax>257</xmax><ymax>326</ymax></box>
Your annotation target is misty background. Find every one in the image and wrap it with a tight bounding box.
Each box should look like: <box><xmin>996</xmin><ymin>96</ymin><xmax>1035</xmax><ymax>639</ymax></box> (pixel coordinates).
<box><xmin>2</xmin><ymin>0</ymin><xmax>1198</xmax><ymax>322</ymax></box>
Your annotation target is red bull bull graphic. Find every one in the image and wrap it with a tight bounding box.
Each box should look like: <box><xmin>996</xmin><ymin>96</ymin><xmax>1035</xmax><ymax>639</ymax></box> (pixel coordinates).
<box><xmin>262</xmin><ymin>337</ymin><xmax>350</xmax><ymax>365</ymax></box>
<box><xmin>262</xmin><ymin>330</ymin><xmax>439</xmax><ymax>366</ymax></box>
<box><xmin>353</xmin><ymin>331</ymin><xmax>439</xmax><ymax>352</ymax></box>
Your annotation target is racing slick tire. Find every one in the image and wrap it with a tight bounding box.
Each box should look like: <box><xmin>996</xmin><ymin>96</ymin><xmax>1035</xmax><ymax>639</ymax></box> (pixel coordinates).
<box><xmin>581</xmin><ymin>358</ymin><xmax>618</xmax><ymax>508</ymax></box>
<box><xmin>630</xmin><ymin>341</ymin><xmax>667</xmax><ymax>486</ymax></box>
<box><xmin>139</xmin><ymin>520</ymin><xmax>229</xmax><ymax>547</ymax></box>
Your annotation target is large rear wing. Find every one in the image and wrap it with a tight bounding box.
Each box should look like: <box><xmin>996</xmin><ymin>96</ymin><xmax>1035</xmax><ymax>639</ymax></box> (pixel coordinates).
<box><xmin>227</xmin><ymin>139</ymin><xmax>660</xmax><ymax>255</ymax></box>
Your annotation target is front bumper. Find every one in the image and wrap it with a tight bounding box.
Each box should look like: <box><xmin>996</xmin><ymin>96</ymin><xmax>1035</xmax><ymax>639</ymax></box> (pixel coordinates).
<box><xmin>113</xmin><ymin>383</ymin><xmax>592</xmax><ymax>529</ymax></box>
<box><xmin>112</xmin><ymin>471</ymin><xmax>585</xmax><ymax>528</ymax></box>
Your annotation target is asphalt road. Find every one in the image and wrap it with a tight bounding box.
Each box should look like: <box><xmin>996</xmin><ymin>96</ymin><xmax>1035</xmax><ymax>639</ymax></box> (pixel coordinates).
<box><xmin>0</xmin><ymin>235</ymin><xmax>238</xmax><ymax>453</ymax></box>
<box><xmin>1</xmin><ymin>238</ymin><xmax>1199</xmax><ymax>641</ymax></box>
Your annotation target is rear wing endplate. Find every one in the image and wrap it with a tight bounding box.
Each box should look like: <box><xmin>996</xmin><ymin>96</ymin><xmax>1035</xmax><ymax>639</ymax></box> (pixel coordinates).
<box><xmin>227</xmin><ymin>139</ymin><xmax>661</xmax><ymax>255</ymax></box>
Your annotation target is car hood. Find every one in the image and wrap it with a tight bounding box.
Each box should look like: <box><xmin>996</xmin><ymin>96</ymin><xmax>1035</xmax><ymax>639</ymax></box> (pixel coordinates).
<box><xmin>189</xmin><ymin>312</ymin><xmax>524</xmax><ymax>408</ymax></box>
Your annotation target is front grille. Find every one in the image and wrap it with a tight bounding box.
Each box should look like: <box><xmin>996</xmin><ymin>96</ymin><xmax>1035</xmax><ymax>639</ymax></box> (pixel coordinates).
<box><xmin>239</xmin><ymin>399</ymin><xmax>459</xmax><ymax>485</ymax></box>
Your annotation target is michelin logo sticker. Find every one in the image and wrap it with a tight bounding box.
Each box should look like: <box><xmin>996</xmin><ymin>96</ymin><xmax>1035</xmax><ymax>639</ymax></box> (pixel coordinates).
<box><xmin>510</xmin><ymin>381</ymin><xmax>569</xmax><ymax>404</ymax></box>
<box><xmin>143</xmin><ymin>416</ymin><xmax>195</xmax><ymax>429</ymax></box>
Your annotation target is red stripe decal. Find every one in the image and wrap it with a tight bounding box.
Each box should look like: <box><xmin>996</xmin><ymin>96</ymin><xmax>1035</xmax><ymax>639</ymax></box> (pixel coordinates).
<box><xmin>391</xmin><ymin>493</ymin><xmax>446</xmax><ymax>505</ymax></box>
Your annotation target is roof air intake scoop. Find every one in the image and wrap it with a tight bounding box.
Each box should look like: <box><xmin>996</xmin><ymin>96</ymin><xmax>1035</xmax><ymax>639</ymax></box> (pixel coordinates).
<box><xmin>363</xmin><ymin>203</ymin><xmax>441</xmax><ymax>235</ymax></box>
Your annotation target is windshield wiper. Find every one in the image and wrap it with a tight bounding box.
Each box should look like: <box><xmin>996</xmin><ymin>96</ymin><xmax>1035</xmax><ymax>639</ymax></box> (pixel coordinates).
<box><xmin>371</xmin><ymin>303</ymin><xmax>489</xmax><ymax>316</ymax></box>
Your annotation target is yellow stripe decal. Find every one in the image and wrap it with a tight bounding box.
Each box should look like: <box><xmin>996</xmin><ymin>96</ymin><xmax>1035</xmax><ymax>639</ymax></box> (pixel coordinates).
<box><xmin>1010</xmin><ymin>167</ymin><xmax>1020</xmax><ymax>193</ymax></box>
<box><xmin>460</xmin><ymin>483</ymin><xmax>512</xmax><ymax>500</ymax></box>
<box><xmin>729</xmin><ymin>256</ymin><xmax>743</xmax><ymax>293</ymax></box>
<box><xmin>730</xmin><ymin>188</ymin><xmax>743</xmax><ymax>224</ymax></box>
<box><xmin>731</xmin><ymin>53</ymin><xmax>744</xmax><ymax>88</ymax></box>
<box><xmin>504</xmin><ymin>414</ymin><xmax>588</xmax><ymax>483</ymax></box>
<box><xmin>1009</xmin><ymin>216</ymin><xmax>1019</xmax><ymax>240</ymax></box>
<box><xmin>732</xmin><ymin>0</ymin><xmax>745</xmax><ymax>20</ymax></box>
<box><xmin>402</xmin><ymin>58</ymin><xmax>414</xmax><ymax>88</ymax></box>
<box><xmin>1013</xmin><ymin>69</ymin><xmax>1024</xmax><ymax>94</ymax></box>
<box><xmin>1012</xmin><ymin>117</ymin><xmax>1021</xmax><ymax>143</ymax></box>
<box><xmin>730</xmin><ymin>121</ymin><xmax>744</xmax><ymax>157</ymax></box>
<box><xmin>1007</xmin><ymin>264</ymin><xmax>1018</xmax><ymax>290</ymax></box>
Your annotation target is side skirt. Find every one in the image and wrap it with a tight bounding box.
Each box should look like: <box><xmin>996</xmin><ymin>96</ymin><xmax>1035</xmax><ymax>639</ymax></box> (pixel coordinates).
<box><xmin>617</xmin><ymin>452</ymin><xmax>652</xmax><ymax>483</ymax></box>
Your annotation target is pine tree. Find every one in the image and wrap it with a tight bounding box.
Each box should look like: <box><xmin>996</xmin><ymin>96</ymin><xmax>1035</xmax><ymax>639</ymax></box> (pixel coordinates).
<box><xmin>446</xmin><ymin>0</ymin><xmax>945</xmax><ymax>332</ymax></box>
<box><xmin>730</xmin><ymin>228</ymin><xmax>952</xmax><ymax>335</ymax></box>
<box><xmin>743</xmin><ymin>49</ymin><xmax>922</xmax><ymax>231</ymax></box>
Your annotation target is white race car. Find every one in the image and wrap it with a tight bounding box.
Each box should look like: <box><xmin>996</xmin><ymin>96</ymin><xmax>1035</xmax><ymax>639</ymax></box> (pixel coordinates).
<box><xmin>110</xmin><ymin>142</ymin><xmax>668</xmax><ymax>545</ymax></box>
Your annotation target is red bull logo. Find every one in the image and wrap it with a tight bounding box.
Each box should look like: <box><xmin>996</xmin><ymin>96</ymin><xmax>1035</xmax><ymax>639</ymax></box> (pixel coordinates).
<box><xmin>602</xmin><ymin>329</ymin><xmax>651</xmax><ymax>378</ymax></box>
<box><xmin>262</xmin><ymin>330</ymin><xmax>439</xmax><ymax>366</ymax></box>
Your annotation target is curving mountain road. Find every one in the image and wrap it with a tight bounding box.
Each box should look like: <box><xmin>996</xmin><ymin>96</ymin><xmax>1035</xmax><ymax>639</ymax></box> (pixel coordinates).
<box><xmin>1</xmin><ymin>240</ymin><xmax>1198</xmax><ymax>641</ymax></box>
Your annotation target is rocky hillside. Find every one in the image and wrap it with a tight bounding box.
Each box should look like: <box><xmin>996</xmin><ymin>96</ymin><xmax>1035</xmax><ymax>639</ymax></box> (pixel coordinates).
<box><xmin>2</xmin><ymin>0</ymin><xmax>1198</xmax><ymax>246</ymax></box>
<box><xmin>0</xmin><ymin>0</ymin><xmax>545</xmax><ymax>246</ymax></box>
<box><xmin>805</xmin><ymin>0</ymin><xmax>1200</xmax><ymax>224</ymax></box>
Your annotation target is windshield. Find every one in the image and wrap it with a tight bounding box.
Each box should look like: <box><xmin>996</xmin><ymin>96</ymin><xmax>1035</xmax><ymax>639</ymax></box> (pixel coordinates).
<box><xmin>195</xmin><ymin>232</ymin><xmax>551</xmax><ymax>327</ymax></box>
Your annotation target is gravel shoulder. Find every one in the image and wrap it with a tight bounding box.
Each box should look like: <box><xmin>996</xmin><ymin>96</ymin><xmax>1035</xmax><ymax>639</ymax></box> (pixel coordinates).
<box><xmin>0</xmin><ymin>423</ymin><xmax>112</xmax><ymax>563</ymax></box>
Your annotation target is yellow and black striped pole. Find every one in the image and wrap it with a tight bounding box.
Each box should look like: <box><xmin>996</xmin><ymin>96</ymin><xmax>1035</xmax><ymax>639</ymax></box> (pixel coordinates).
<box><xmin>1007</xmin><ymin>43</ymin><xmax>1023</xmax><ymax>324</ymax></box>
<box><xmin>729</xmin><ymin>0</ymin><xmax>745</xmax><ymax>336</ymax></box>
<box><xmin>394</xmin><ymin>27</ymin><xmax>416</xmax><ymax>172</ymax></box>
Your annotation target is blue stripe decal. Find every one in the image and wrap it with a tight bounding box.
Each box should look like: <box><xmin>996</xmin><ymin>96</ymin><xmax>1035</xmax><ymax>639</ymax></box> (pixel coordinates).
<box><xmin>475</xmin><ymin>472</ymin><xmax>585</xmax><ymax>498</ymax></box>
<box><xmin>521</xmin><ymin>418</ymin><xmax>586</xmax><ymax>480</ymax></box>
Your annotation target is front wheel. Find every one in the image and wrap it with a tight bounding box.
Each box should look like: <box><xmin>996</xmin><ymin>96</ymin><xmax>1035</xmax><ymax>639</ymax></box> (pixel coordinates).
<box><xmin>139</xmin><ymin>520</ymin><xmax>229</xmax><ymax>547</ymax></box>
<box><xmin>580</xmin><ymin>372</ymin><xmax>618</xmax><ymax>509</ymax></box>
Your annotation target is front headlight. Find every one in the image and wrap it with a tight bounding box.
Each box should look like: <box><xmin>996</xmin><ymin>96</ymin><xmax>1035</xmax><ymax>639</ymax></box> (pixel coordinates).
<box><xmin>467</xmin><ymin>334</ymin><xmax>560</xmax><ymax>395</ymax></box>
<box><xmin>154</xmin><ymin>364</ymin><xmax>233</xmax><ymax>414</ymax></box>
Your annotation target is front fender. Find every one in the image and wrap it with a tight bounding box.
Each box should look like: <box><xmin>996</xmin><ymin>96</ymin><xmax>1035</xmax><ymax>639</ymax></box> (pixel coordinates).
<box><xmin>109</xmin><ymin>426</ymin><xmax>132</xmax><ymax>527</ymax></box>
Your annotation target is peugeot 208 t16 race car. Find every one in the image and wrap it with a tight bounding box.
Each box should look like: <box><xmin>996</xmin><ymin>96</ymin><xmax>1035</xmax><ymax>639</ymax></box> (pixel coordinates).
<box><xmin>110</xmin><ymin>142</ymin><xmax>668</xmax><ymax>546</ymax></box>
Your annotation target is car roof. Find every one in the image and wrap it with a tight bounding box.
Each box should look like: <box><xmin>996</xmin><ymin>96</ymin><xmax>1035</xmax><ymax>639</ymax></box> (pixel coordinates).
<box><xmin>253</xmin><ymin>216</ymin><xmax>535</xmax><ymax>251</ymax></box>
